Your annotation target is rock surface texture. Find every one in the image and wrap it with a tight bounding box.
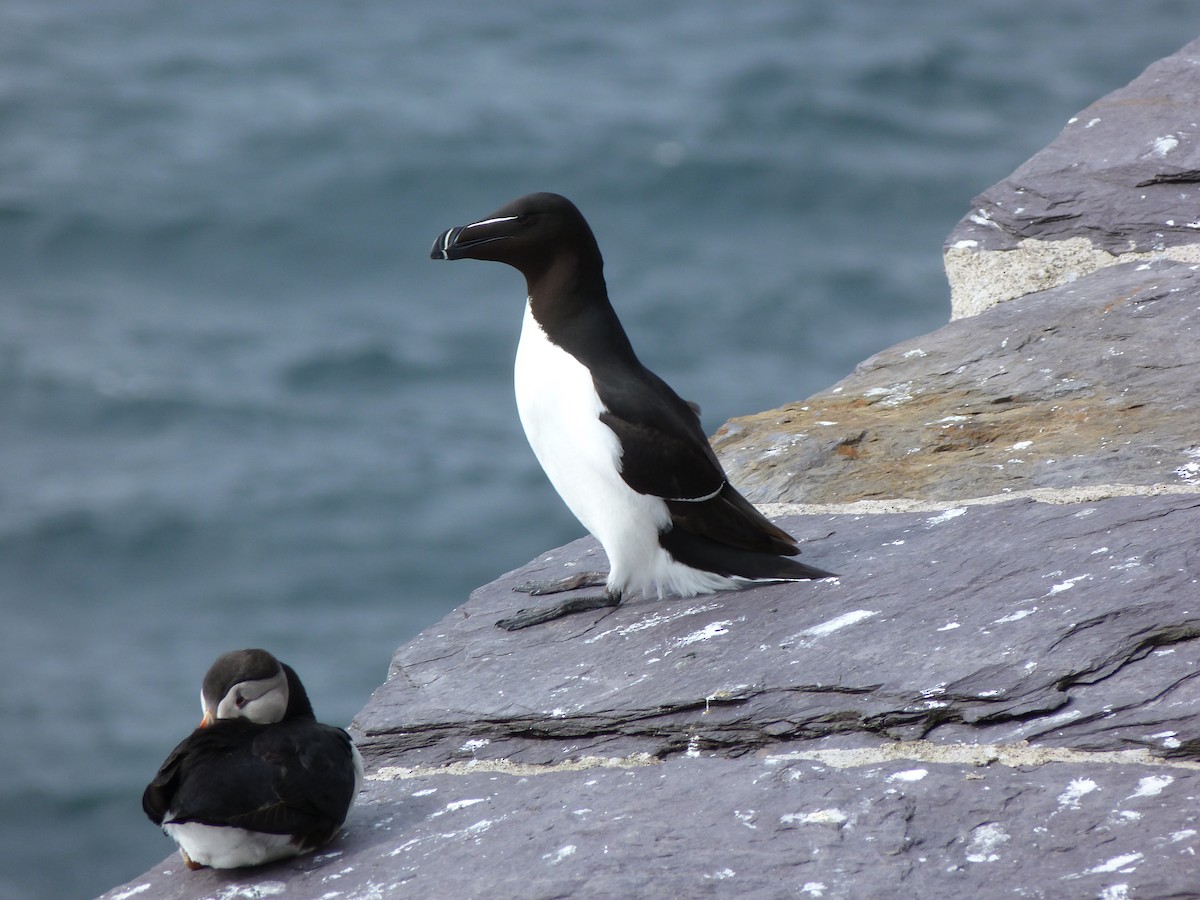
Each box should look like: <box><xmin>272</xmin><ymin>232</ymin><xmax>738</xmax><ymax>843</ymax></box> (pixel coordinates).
<box><xmin>944</xmin><ymin>36</ymin><xmax>1200</xmax><ymax>318</ymax></box>
<box><xmin>104</xmin><ymin>39</ymin><xmax>1200</xmax><ymax>900</ymax></box>
<box><xmin>713</xmin><ymin>259</ymin><xmax>1200</xmax><ymax>507</ymax></box>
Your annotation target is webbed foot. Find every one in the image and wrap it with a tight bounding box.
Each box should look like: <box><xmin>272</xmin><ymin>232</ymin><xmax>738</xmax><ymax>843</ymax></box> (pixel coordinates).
<box><xmin>496</xmin><ymin>592</ymin><xmax>622</xmax><ymax>630</ymax></box>
<box><xmin>512</xmin><ymin>571</ymin><xmax>608</xmax><ymax>596</ymax></box>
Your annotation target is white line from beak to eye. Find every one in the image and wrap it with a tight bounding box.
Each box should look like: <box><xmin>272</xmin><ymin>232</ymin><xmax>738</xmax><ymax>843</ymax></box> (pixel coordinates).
<box><xmin>467</xmin><ymin>215</ymin><xmax>519</xmax><ymax>229</ymax></box>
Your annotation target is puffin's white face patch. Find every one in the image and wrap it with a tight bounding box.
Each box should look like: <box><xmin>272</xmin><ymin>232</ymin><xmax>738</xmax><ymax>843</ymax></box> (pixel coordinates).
<box><xmin>213</xmin><ymin>670</ymin><xmax>288</xmax><ymax>724</ymax></box>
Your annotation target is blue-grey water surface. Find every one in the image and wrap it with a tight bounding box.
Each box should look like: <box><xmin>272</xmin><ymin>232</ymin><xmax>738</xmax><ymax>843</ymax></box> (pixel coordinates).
<box><xmin>2</xmin><ymin>2</ymin><xmax>1196</xmax><ymax>896</ymax></box>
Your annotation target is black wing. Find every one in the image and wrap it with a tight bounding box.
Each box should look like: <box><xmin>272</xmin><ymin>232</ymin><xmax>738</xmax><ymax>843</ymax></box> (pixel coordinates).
<box><xmin>594</xmin><ymin>361</ymin><xmax>726</xmax><ymax>502</ymax></box>
<box><xmin>247</xmin><ymin>721</ymin><xmax>359</xmax><ymax>846</ymax></box>
<box><xmin>143</xmin><ymin>719</ymin><xmax>357</xmax><ymax>849</ymax></box>
<box><xmin>143</xmin><ymin>729</ymin><xmax>203</xmax><ymax>826</ymax></box>
<box><xmin>594</xmin><ymin>361</ymin><xmax>806</xmax><ymax>556</ymax></box>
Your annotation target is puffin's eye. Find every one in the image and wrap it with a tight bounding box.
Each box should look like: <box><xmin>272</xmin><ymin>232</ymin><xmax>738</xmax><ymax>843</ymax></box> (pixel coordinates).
<box><xmin>235</xmin><ymin>694</ymin><xmax>247</xmax><ymax>708</ymax></box>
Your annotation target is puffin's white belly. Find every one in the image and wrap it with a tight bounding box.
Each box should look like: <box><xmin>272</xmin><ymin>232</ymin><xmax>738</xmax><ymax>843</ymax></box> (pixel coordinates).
<box><xmin>514</xmin><ymin>301</ymin><xmax>740</xmax><ymax>599</ymax></box>
<box><xmin>163</xmin><ymin>821</ymin><xmax>302</xmax><ymax>869</ymax></box>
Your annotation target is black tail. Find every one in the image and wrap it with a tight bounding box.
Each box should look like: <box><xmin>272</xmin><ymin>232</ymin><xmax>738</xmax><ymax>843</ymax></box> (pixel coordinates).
<box><xmin>660</xmin><ymin>482</ymin><xmax>835</xmax><ymax>581</ymax></box>
<box><xmin>658</xmin><ymin>525</ymin><xmax>836</xmax><ymax>582</ymax></box>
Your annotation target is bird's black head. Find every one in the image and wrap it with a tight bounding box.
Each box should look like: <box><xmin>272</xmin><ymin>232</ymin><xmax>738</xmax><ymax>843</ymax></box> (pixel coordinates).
<box><xmin>199</xmin><ymin>648</ymin><xmax>316</xmax><ymax>725</ymax></box>
<box><xmin>430</xmin><ymin>192</ymin><xmax>603</xmax><ymax>289</ymax></box>
<box><xmin>202</xmin><ymin>649</ymin><xmax>282</xmax><ymax>707</ymax></box>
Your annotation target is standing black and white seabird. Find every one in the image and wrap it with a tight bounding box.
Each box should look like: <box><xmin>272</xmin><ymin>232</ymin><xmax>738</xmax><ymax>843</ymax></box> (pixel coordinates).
<box><xmin>143</xmin><ymin>649</ymin><xmax>363</xmax><ymax>870</ymax></box>
<box><xmin>430</xmin><ymin>192</ymin><xmax>835</xmax><ymax>630</ymax></box>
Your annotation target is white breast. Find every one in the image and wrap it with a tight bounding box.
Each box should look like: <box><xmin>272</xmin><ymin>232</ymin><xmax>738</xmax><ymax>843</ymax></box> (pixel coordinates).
<box><xmin>514</xmin><ymin>301</ymin><xmax>740</xmax><ymax>599</ymax></box>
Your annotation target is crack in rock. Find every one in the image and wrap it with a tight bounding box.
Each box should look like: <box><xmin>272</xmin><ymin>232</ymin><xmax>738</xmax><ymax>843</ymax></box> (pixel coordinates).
<box><xmin>357</xmin><ymin>647</ymin><xmax>1199</xmax><ymax>766</ymax></box>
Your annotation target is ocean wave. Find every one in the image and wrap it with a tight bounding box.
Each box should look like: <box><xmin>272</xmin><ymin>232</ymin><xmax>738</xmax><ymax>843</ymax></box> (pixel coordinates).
<box><xmin>0</xmin><ymin>503</ymin><xmax>199</xmax><ymax>570</ymax></box>
<box><xmin>281</xmin><ymin>343</ymin><xmax>416</xmax><ymax>393</ymax></box>
<box><xmin>0</xmin><ymin>357</ymin><xmax>305</xmax><ymax>437</ymax></box>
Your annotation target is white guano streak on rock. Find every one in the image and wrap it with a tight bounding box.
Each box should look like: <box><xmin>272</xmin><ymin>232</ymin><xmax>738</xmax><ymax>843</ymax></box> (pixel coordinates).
<box><xmin>781</xmin><ymin>808</ymin><xmax>848</xmax><ymax>826</ymax></box>
<box><xmin>543</xmin><ymin>844</ymin><xmax>576</xmax><ymax>864</ymax></box>
<box><xmin>801</xmin><ymin>609</ymin><xmax>878</xmax><ymax>638</ymax></box>
<box><xmin>1047</xmin><ymin>574</ymin><xmax>1090</xmax><ymax>595</ymax></box>
<box><xmin>758</xmin><ymin>481</ymin><xmax>1200</xmax><ymax>520</ymax></box>
<box><xmin>583</xmin><ymin>603</ymin><xmax>722</xmax><ymax>644</ymax></box>
<box><xmin>369</xmin><ymin>753</ymin><xmax>660</xmax><ymax>781</ymax></box>
<box><xmin>925</xmin><ymin>508</ymin><xmax>967</xmax><ymax>526</ymax></box>
<box><xmin>213</xmin><ymin>882</ymin><xmax>288</xmax><ymax>899</ymax></box>
<box><xmin>965</xmin><ymin>822</ymin><xmax>1010</xmax><ymax>862</ymax></box>
<box><xmin>1057</xmin><ymin>778</ymin><xmax>1098</xmax><ymax>810</ymax></box>
<box><xmin>676</xmin><ymin>620</ymin><xmax>733</xmax><ymax>647</ymax></box>
<box><xmin>1129</xmin><ymin>774</ymin><xmax>1174</xmax><ymax>797</ymax></box>
<box><xmin>887</xmin><ymin>768</ymin><xmax>928</xmax><ymax>783</ymax></box>
<box><xmin>1151</xmin><ymin>134</ymin><xmax>1180</xmax><ymax>156</ymax></box>
<box><xmin>1086</xmin><ymin>852</ymin><xmax>1144</xmax><ymax>875</ymax></box>
<box><xmin>764</xmin><ymin>739</ymin><xmax>1200</xmax><ymax>772</ymax></box>
<box><xmin>442</xmin><ymin>798</ymin><xmax>486</xmax><ymax>813</ymax></box>
<box><xmin>863</xmin><ymin>381</ymin><xmax>915</xmax><ymax>407</ymax></box>
<box><xmin>780</xmin><ymin>609</ymin><xmax>879</xmax><ymax>651</ymax></box>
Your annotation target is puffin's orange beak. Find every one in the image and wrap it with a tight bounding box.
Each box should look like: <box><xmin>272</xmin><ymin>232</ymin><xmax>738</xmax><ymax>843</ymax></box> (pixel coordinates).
<box><xmin>199</xmin><ymin>710</ymin><xmax>215</xmax><ymax>728</ymax></box>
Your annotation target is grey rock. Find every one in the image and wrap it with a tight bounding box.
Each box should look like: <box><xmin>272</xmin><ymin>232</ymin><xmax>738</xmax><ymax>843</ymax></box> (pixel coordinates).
<box><xmin>104</xmin><ymin>750</ymin><xmax>1200</xmax><ymax>900</ymax></box>
<box><xmin>104</xmin><ymin>493</ymin><xmax>1200</xmax><ymax>898</ymax></box>
<box><xmin>354</xmin><ymin>495</ymin><xmax>1200</xmax><ymax>765</ymax></box>
<box><xmin>951</xmin><ymin>34</ymin><xmax>1200</xmax><ymax>255</ymax></box>
<box><xmin>713</xmin><ymin>259</ymin><xmax>1200</xmax><ymax>505</ymax></box>
<box><xmin>944</xmin><ymin>37</ymin><xmax>1200</xmax><ymax>316</ymax></box>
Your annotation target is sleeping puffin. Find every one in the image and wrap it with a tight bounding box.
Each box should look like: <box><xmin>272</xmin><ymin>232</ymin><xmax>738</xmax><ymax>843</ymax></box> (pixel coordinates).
<box><xmin>142</xmin><ymin>648</ymin><xmax>364</xmax><ymax>870</ymax></box>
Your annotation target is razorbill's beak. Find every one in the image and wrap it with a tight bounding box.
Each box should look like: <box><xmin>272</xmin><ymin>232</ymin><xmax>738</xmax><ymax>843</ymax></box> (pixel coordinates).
<box><xmin>430</xmin><ymin>215</ymin><xmax>519</xmax><ymax>260</ymax></box>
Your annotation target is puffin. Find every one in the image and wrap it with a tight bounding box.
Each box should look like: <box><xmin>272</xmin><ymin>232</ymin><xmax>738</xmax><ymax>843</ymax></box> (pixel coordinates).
<box><xmin>431</xmin><ymin>192</ymin><xmax>835</xmax><ymax>630</ymax></box>
<box><xmin>142</xmin><ymin>648</ymin><xmax>363</xmax><ymax>870</ymax></box>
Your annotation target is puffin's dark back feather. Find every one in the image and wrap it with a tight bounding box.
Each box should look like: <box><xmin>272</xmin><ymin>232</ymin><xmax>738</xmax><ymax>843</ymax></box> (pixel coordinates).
<box><xmin>143</xmin><ymin>718</ymin><xmax>356</xmax><ymax>847</ymax></box>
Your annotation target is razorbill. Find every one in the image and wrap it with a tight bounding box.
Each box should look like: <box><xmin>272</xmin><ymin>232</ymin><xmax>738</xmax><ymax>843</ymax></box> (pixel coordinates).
<box><xmin>142</xmin><ymin>649</ymin><xmax>363</xmax><ymax>870</ymax></box>
<box><xmin>431</xmin><ymin>192</ymin><xmax>835</xmax><ymax>629</ymax></box>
